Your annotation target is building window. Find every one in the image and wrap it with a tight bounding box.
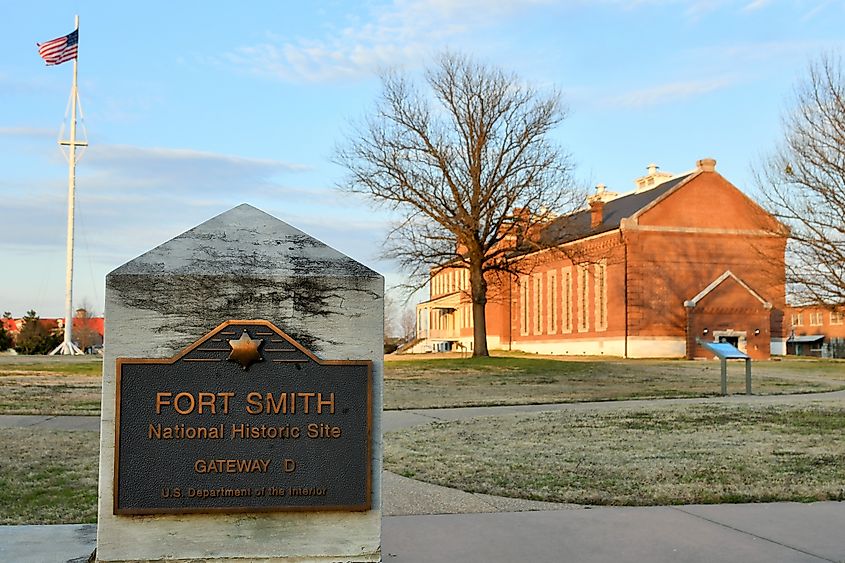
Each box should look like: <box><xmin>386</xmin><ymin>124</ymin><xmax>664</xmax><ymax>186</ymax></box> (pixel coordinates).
<box><xmin>791</xmin><ymin>313</ymin><xmax>803</xmax><ymax>327</ymax></box>
<box><xmin>594</xmin><ymin>260</ymin><xmax>608</xmax><ymax>332</ymax></box>
<box><xmin>809</xmin><ymin>311</ymin><xmax>824</xmax><ymax>326</ymax></box>
<box><xmin>831</xmin><ymin>311</ymin><xmax>844</xmax><ymax>326</ymax></box>
<box><xmin>548</xmin><ymin>270</ymin><xmax>558</xmax><ymax>334</ymax></box>
<box><xmin>577</xmin><ymin>264</ymin><xmax>589</xmax><ymax>332</ymax></box>
<box><xmin>533</xmin><ymin>274</ymin><xmax>543</xmax><ymax>335</ymax></box>
<box><xmin>520</xmin><ymin>276</ymin><xmax>529</xmax><ymax>336</ymax></box>
<box><xmin>562</xmin><ymin>267</ymin><xmax>572</xmax><ymax>333</ymax></box>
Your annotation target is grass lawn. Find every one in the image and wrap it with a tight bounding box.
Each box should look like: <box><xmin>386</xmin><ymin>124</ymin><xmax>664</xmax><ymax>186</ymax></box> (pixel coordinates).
<box><xmin>384</xmin><ymin>355</ymin><xmax>845</xmax><ymax>409</ymax></box>
<box><xmin>0</xmin><ymin>428</ymin><xmax>99</xmax><ymax>524</ymax></box>
<box><xmin>0</xmin><ymin>356</ymin><xmax>102</xmax><ymax>415</ymax></box>
<box><xmin>385</xmin><ymin>401</ymin><xmax>845</xmax><ymax>506</ymax></box>
<box><xmin>0</xmin><ymin>355</ymin><xmax>842</xmax><ymax>414</ymax></box>
<box><xmin>2</xmin><ymin>399</ymin><xmax>844</xmax><ymax>523</ymax></box>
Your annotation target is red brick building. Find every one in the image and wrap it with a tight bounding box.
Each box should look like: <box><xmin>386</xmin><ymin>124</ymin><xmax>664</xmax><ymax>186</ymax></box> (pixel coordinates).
<box><xmin>414</xmin><ymin>158</ymin><xmax>788</xmax><ymax>359</ymax></box>
<box><xmin>784</xmin><ymin>304</ymin><xmax>845</xmax><ymax>357</ymax></box>
<box><xmin>2</xmin><ymin>310</ymin><xmax>104</xmax><ymax>353</ymax></box>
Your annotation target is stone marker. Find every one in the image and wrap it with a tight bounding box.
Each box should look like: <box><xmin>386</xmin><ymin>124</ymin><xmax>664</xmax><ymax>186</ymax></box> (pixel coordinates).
<box><xmin>96</xmin><ymin>204</ymin><xmax>383</xmax><ymax>562</ymax></box>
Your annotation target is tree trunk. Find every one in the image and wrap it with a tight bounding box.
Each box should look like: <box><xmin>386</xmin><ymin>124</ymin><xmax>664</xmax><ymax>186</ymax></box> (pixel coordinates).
<box><xmin>469</xmin><ymin>260</ymin><xmax>489</xmax><ymax>357</ymax></box>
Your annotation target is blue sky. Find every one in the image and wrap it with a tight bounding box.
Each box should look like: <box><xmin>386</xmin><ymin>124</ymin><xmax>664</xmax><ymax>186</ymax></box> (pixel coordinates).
<box><xmin>1</xmin><ymin>0</ymin><xmax>842</xmax><ymax>317</ymax></box>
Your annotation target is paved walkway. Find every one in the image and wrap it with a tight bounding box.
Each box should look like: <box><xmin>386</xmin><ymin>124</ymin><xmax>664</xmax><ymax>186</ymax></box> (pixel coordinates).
<box><xmin>3</xmin><ymin>501</ymin><xmax>844</xmax><ymax>563</ymax></box>
<box><xmin>2</xmin><ymin>391</ymin><xmax>845</xmax><ymax>562</ymax></box>
<box><xmin>6</xmin><ymin>387</ymin><xmax>845</xmax><ymax>435</ymax></box>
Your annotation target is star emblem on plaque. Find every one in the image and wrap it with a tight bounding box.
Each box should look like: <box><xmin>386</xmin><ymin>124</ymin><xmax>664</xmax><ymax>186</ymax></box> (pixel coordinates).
<box><xmin>227</xmin><ymin>330</ymin><xmax>264</xmax><ymax>370</ymax></box>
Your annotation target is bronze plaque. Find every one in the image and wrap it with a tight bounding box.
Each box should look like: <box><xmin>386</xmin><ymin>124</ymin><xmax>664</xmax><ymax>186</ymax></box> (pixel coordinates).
<box><xmin>114</xmin><ymin>320</ymin><xmax>372</xmax><ymax>515</ymax></box>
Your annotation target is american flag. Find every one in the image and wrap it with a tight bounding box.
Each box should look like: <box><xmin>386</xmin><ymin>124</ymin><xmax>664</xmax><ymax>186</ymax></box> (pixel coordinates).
<box><xmin>37</xmin><ymin>29</ymin><xmax>78</xmax><ymax>66</ymax></box>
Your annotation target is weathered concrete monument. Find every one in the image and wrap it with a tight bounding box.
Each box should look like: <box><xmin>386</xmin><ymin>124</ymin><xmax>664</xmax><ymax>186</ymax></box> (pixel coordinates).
<box><xmin>95</xmin><ymin>204</ymin><xmax>383</xmax><ymax>562</ymax></box>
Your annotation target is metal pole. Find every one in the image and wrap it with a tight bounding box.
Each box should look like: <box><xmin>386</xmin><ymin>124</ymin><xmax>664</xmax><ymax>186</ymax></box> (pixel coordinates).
<box><xmin>745</xmin><ymin>358</ymin><xmax>752</xmax><ymax>395</ymax></box>
<box><xmin>720</xmin><ymin>359</ymin><xmax>727</xmax><ymax>396</ymax></box>
<box><xmin>51</xmin><ymin>15</ymin><xmax>83</xmax><ymax>355</ymax></box>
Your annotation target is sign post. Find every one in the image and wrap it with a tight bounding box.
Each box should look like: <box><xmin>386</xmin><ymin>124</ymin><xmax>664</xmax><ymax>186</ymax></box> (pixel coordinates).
<box><xmin>696</xmin><ymin>338</ymin><xmax>752</xmax><ymax>396</ymax></box>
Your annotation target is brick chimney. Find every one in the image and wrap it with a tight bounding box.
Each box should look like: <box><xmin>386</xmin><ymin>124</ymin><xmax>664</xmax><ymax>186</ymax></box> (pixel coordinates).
<box><xmin>589</xmin><ymin>197</ymin><xmax>605</xmax><ymax>228</ymax></box>
<box><xmin>696</xmin><ymin>158</ymin><xmax>717</xmax><ymax>172</ymax></box>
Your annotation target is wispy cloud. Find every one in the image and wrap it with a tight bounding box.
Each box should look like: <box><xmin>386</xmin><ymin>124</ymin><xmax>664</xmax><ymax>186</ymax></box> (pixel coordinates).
<box><xmin>0</xmin><ymin>139</ymin><xmax>395</xmax><ymax>315</ymax></box>
<box><xmin>0</xmin><ymin>126</ymin><xmax>56</xmax><ymax>139</ymax></box>
<box><xmin>685</xmin><ymin>38</ymin><xmax>845</xmax><ymax>69</ymax></box>
<box><xmin>0</xmin><ymin>144</ymin><xmax>315</xmax><ymax>254</ymax></box>
<box><xmin>217</xmin><ymin>0</ymin><xmax>829</xmax><ymax>83</ymax></box>
<box><xmin>0</xmin><ymin>73</ymin><xmax>58</xmax><ymax>96</ymax></box>
<box><xmin>219</xmin><ymin>0</ymin><xmax>556</xmax><ymax>83</ymax></box>
<box><xmin>743</xmin><ymin>0</ymin><xmax>771</xmax><ymax>12</ymax></box>
<box><xmin>601</xmin><ymin>76</ymin><xmax>737</xmax><ymax>108</ymax></box>
<box><xmin>81</xmin><ymin>145</ymin><xmax>310</xmax><ymax>193</ymax></box>
<box><xmin>800</xmin><ymin>0</ymin><xmax>833</xmax><ymax>21</ymax></box>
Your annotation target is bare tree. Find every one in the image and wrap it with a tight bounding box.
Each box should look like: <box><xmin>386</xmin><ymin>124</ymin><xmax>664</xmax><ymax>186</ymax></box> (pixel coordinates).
<box><xmin>73</xmin><ymin>303</ymin><xmax>101</xmax><ymax>353</ymax></box>
<box><xmin>336</xmin><ymin>52</ymin><xmax>576</xmax><ymax>356</ymax></box>
<box><xmin>755</xmin><ymin>54</ymin><xmax>845</xmax><ymax>305</ymax></box>
<box><xmin>400</xmin><ymin>306</ymin><xmax>417</xmax><ymax>343</ymax></box>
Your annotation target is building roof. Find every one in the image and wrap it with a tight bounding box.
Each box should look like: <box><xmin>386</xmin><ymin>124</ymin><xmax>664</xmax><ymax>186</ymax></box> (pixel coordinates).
<box><xmin>73</xmin><ymin>317</ymin><xmax>104</xmax><ymax>336</ymax></box>
<box><xmin>684</xmin><ymin>270</ymin><xmax>772</xmax><ymax>309</ymax></box>
<box><xmin>787</xmin><ymin>335</ymin><xmax>825</xmax><ymax>343</ymax></box>
<box><xmin>540</xmin><ymin>173</ymin><xmax>694</xmax><ymax>246</ymax></box>
<box><xmin>1</xmin><ymin>316</ymin><xmax>104</xmax><ymax>337</ymax></box>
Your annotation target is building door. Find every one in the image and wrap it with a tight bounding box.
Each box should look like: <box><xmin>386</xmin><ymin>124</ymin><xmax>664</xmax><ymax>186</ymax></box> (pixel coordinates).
<box><xmin>718</xmin><ymin>335</ymin><xmax>740</xmax><ymax>347</ymax></box>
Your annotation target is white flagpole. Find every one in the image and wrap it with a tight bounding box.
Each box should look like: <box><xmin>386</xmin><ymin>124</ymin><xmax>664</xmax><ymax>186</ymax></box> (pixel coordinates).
<box><xmin>51</xmin><ymin>15</ymin><xmax>86</xmax><ymax>355</ymax></box>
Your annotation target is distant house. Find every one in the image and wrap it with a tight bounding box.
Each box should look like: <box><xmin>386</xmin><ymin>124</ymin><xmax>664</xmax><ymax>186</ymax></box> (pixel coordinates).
<box><xmin>785</xmin><ymin>305</ymin><xmax>845</xmax><ymax>358</ymax></box>
<box><xmin>413</xmin><ymin>158</ymin><xmax>788</xmax><ymax>360</ymax></box>
<box><xmin>2</xmin><ymin>309</ymin><xmax>104</xmax><ymax>352</ymax></box>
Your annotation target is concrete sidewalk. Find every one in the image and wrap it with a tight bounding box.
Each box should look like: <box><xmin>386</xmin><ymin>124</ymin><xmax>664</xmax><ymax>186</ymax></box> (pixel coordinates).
<box><xmin>382</xmin><ymin>502</ymin><xmax>845</xmax><ymax>563</ymax></box>
<box><xmin>2</xmin><ymin>502</ymin><xmax>844</xmax><ymax>562</ymax></box>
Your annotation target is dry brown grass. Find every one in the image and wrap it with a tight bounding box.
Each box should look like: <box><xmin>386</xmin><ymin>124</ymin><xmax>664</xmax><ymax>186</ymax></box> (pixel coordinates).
<box><xmin>0</xmin><ymin>428</ymin><xmax>99</xmax><ymax>524</ymax></box>
<box><xmin>385</xmin><ymin>355</ymin><xmax>845</xmax><ymax>409</ymax></box>
<box><xmin>0</xmin><ymin>370</ymin><xmax>102</xmax><ymax>415</ymax></box>
<box><xmin>385</xmin><ymin>400</ymin><xmax>845</xmax><ymax>505</ymax></box>
<box><xmin>1</xmin><ymin>355</ymin><xmax>842</xmax><ymax>414</ymax></box>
